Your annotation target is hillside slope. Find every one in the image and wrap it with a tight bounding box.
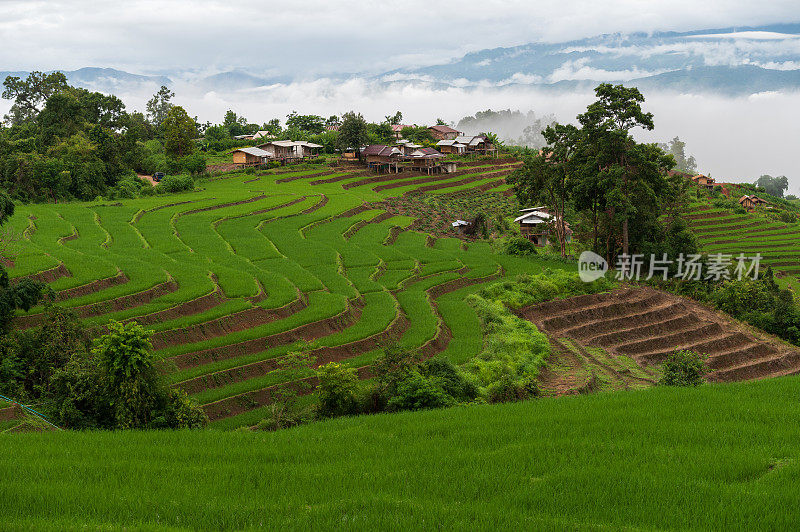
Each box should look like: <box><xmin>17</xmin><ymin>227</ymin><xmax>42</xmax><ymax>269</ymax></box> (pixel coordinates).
<box><xmin>2</xmin><ymin>377</ymin><xmax>800</xmax><ymax>529</ymax></box>
<box><xmin>520</xmin><ymin>286</ymin><xmax>800</xmax><ymax>387</ymax></box>
<box><xmin>5</xmin><ymin>160</ymin><xmax>545</xmax><ymax>429</ymax></box>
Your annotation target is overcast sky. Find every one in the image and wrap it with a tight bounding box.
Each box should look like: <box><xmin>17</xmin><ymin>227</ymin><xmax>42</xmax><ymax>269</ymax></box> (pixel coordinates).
<box><xmin>2</xmin><ymin>1</ymin><xmax>799</xmax><ymax>186</ymax></box>
<box><xmin>2</xmin><ymin>0</ymin><xmax>799</xmax><ymax>75</ymax></box>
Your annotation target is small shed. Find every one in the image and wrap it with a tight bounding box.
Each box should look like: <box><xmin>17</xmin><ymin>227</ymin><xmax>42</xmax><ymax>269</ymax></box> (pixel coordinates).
<box><xmin>436</xmin><ymin>139</ymin><xmax>467</xmax><ymax>154</ymax></box>
<box><xmin>295</xmin><ymin>141</ymin><xmax>323</xmax><ymax>158</ymax></box>
<box><xmin>738</xmin><ymin>195</ymin><xmax>756</xmax><ymax>211</ymax></box>
<box><xmin>428</xmin><ymin>125</ymin><xmax>462</xmax><ymax>140</ymax></box>
<box><xmin>257</xmin><ymin>141</ymin><xmax>297</xmax><ymax>160</ymax></box>
<box><xmin>362</xmin><ymin>144</ymin><xmax>402</xmax><ymax>173</ymax></box>
<box><xmin>451</xmin><ymin>219</ymin><xmax>471</xmax><ymax>234</ymax></box>
<box><xmin>455</xmin><ymin>135</ymin><xmax>497</xmax><ymax>156</ymax></box>
<box><xmin>406</xmin><ymin>147</ymin><xmax>445</xmax><ymax>174</ymax></box>
<box><xmin>691</xmin><ymin>174</ymin><xmax>715</xmax><ymax>190</ymax></box>
<box><xmin>397</xmin><ymin>142</ymin><xmax>422</xmax><ymax>156</ymax></box>
<box><xmin>231</xmin><ymin>147</ymin><xmax>269</xmax><ymax>166</ymax></box>
<box><xmin>514</xmin><ymin>208</ymin><xmax>572</xmax><ymax>247</ymax></box>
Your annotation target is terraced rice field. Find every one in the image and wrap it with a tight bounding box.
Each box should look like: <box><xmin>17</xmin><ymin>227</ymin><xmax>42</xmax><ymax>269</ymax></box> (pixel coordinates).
<box><xmin>7</xmin><ymin>160</ymin><xmax>564</xmax><ymax>429</ymax></box>
<box><xmin>519</xmin><ymin>286</ymin><xmax>800</xmax><ymax>390</ymax></box>
<box><xmin>684</xmin><ymin>202</ymin><xmax>800</xmax><ymax>281</ymax></box>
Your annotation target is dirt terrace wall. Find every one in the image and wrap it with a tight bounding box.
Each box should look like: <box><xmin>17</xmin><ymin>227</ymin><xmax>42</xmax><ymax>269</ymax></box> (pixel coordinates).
<box><xmin>165</xmin><ymin>296</ymin><xmax>365</xmax><ymax>371</ymax></box>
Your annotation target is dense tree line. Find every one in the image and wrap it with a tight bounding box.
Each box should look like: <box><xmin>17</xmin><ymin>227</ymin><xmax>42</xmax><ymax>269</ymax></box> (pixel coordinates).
<box><xmin>0</xmin><ymin>75</ymin><xmax>204</xmax><ymax>202</ymax></box>
<box><xmin>509</xmin><ymin>83</ymin><xmax>697</xmax><ymax>264</ymax></box>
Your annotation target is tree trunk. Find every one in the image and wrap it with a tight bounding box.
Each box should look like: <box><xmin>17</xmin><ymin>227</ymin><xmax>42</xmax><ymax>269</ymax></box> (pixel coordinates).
<box><xmin>621</xmin><ymin>217</ymin><xmax>629</xmax><ymax>276</ymax></box>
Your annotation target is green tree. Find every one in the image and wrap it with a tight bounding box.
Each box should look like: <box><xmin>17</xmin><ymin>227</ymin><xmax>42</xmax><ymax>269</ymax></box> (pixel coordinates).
<box><xmin>264</xmin><ymin>118</ymin><xmax>282</xmax><ymax>135</ymax></box>
<box><xmin>755</xmin><ymin>174</ymin><xmax>789</xmax><ymax>198</ymax></box>
<box><xmin>162</xmin><ymin>106</ymin><xmax>197</xmax><ymax>158</ymax></box>
<box><xmin>385</xmin><ymin>111</ymin><xmax>403</xmax><ymax>125</ymax></box>
<box><xmin>285</xmin><ymin>112</ymin><xmax>324</xmax><ymax>134</ymax></box>
<box><xmin>577</xmin><ymin>83</ymin><xmax>660</xmax><ymax>264</ymax></box>
<box><xmin>0</xmin><ymin>192</ymin><xmax>47</xmax><ymax>332</ymax></box>
<box><xmin>400</xmin><ymin>126</ymin><xmax>435</xmax><ymax>145</ymax></box>
<box><xmin>145</xmin><ymin>85</ymin><xmax>174</xmax><ymax>126</ymax></box>
<box><xmin>337</xmin><ymin>111</ymin><xmax>369</xmax><ymax>153</ymax></box>
<box><xmin>46</xmin><ymin>133</ymin><xmax>107</xmax><ymax>199</ymax></box>
<box><xmin>367</xmin><ymin>122</ymin><xmax>394</xmax><ymax>145</ymax></box>
<box><xmin>2</xmin><ymin>71</ymin><xmax>69</xmax><ymax>124</ymax></box>
<box><xmin>509</xmin><ymin>123</ymin><xmax>579</xmax><ymax>257</ymax></box>
<box><xmin>223</xmin><ymin>109</ymin><xmax>248</xmax><ymax>137</ymax></box>
<box><xmin>92</xmin><ymin>320</ymin><xmax>206</xmax><ymax>429</ymax></box>
<box><xmin>316</xmin><ymin>362</ymin><xmax>361</xmax><ymax>418</ymax></box>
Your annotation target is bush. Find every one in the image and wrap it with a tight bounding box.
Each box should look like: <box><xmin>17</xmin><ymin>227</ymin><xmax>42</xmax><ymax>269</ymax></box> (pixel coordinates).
<box><xmin>486</xmin><ymin>373</ymin><xmax>539</xmax><ymax>403</ymax></box>
<box><xmin>778</xmin><ymin>211</ymin><xmax>796</xmax><ymax>224</ymax></box>
<box><xmin>179</xmin><ymin>152</ymin><xmax>207</xmax><ymax>175</ymax></box>
<box><xmin>142</xmin><ymin>152</ymin><xmax>168</xmax><ymax>175</ymax></box>
<box><xmin>316</xmin><ymin>362</ymin><xmax>361</xmax><ymax>418</ymax></box>
<box><xmin>659</xmin><ymin>350</ymin><xmax>707</xmax><ymax>387</ymax></box>
<box><xmin>156</xmin><ymin>174</ymin><xmax>194</xmax><ymax>193</ymax></box>
<box><xmin>385</xmin><ymin>370</ymin><xmax>454</xmax><ymax>412</ymax></box>
<box><xmin>109</xmin><ymin>175</ymin><xmax>146</xmax><ymax>199</ymax></box>
<box><xmin>419</xmin><ymin>358</ymin><xmax>480</xmax><ymax>403</ymax></box>
<box><xmin>503</xmin><ymin>236</ymin><xmax>538</xmax><ymax>256</ymax></box>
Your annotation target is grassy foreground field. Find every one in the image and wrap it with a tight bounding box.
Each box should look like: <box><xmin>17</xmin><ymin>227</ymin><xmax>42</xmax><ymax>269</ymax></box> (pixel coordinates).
<box><xmin>3</xmin><ymin>376</ymin><xmax>800</xmax><ymax>530</ymax></box>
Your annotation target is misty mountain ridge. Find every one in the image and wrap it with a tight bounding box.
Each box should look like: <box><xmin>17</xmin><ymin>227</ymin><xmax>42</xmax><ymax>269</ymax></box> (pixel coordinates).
<box><xmin>383</xmin><ymin>23</ymin><xmax>800</xmax><ymax>95</ymax></box>
<box><xmin>2</xmin><ymin>23</ymin><xmax>800</xmax><ymax>96</ymax></box>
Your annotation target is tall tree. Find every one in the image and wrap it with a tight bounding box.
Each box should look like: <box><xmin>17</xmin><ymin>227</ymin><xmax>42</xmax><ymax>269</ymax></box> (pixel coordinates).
<box><xmin>755</xmin><ymin>174</ymin><xmax>789</xmax><ymax>198</ymax></box>
<box><xmin>385</xmin><ymin>111</ymin><xmax>403</xmax><ymax>125</ymax></box>
<box><xmin>2</xmin><ymin>71</ymin><xmax>69</xmax><ymax>125</ymax></box>
<box><xmin>577</xmin><ymin>83</ymin><xmax>655</xmax><ymax>263</ymax></box>
<box><xmin>337</xmin><ymin>112</ymin><xmax>368</xmax><ymax>154</ymax></box>
<box><xmin>663</xmin><ymin>136</ymin><xmax>697</xmax><ymax>174</ymax></box>
<box><xmin>285</xmin><ymin>112</ymin><xmax>325</xmax><ymax>134</ymax></box>
<box><xmin>145</xmin><ymin>85</ymin><xmax>174</xmax><ymax>127</ymax></box>
<box><xmin>223</xmin><ymin>110</ymin><xmax>248</xmax><ymax>137</ymax></box>
<box><xmin>509</xmin><ymin>124</ymin><xmax>579</xmax><ymax>257</ymax></box>
<box><xmin>162</xmin><ymin>106</ymin><xmax>197</xmax><ymax>158</ymax></box>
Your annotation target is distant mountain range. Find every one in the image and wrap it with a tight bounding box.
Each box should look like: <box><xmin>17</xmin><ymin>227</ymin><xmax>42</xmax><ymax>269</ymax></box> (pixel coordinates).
<box><xmin>3</xmin><ymin>24</ymin><xmax>800</xmax><ymax>96</ymax></box>
<box><xmin>381</xmin><ymin>23</ymin><xmax>800</xmax><ymax>95</ymax></box>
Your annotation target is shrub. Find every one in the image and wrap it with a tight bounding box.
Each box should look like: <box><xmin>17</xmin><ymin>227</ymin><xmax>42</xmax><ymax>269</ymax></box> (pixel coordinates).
<box><xmin>385</xmin><ymin>370</ymin><xmax>454</xmax><ymax>412</ymax></box>
<box><xmin>316</xmin><ymin>362</ymin><xmax>361</xmax><ymax>418</ymax></box>
<box><xmin>463</xmin><ymin>296</ymin><xmax>550</xmax><ymax>392</ymax></box>
<box><xmin>180</xmin><ymin>152</ymin><xmax>207</xmax><ymax>175</ymax></box>
<box><xmin>503</xmin><ymin>236</ymin><xmax>538</xmax><ymax>256</ymax></box>
<box><xmin>659</xmin><ymin>350</ymin><xmax>707</xmax><ymax>387</ymax></box>
<box><xmin>778</xmin><ymin>211</ymin><xmax>795</xmax><ymax>224</ymax></box>
<box><xmin>486</xmin><ymin>373</ymin><xmax>539</xmax><ymax>403</ymax></box>
<box><xmin>420</xmin><ymin>358</ymin><xmax>480</xmax><ymax>403</ymax></box>
<box><xmin>156</xmin><ymin>174</ymin><xmax>194</xmax><ymax>193</ymax></box>
<box><xmin>142</xmin><ymin>152</ymin><xmax>167</xmax><ymax>175</ymax></box>
<box><xmin>110</xmin><ymin>175</ymin><xmax>145</xmax><ymax>199</ymax></box>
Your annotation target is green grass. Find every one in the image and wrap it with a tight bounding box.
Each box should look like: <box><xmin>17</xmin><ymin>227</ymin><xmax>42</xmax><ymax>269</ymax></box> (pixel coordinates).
<box><xmin>3</xmin><ymin>377</ymin><xmax>800</xmax><ymax>529</ymax></box>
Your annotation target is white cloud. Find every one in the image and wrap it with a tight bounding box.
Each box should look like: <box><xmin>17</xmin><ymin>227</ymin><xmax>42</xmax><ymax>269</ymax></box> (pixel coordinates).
<box><xmin>548</xmin><ymin>58</ymin><xmax>673</xmax><ymax>82</ymax></box>
<box><xmin>0</xmin><ymin>0</ymin><xmax>799</xmax><ymax>74</ymax></box>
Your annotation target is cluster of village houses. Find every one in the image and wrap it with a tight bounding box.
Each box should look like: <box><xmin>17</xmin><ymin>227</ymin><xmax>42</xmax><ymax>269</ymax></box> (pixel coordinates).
<box><xmin>230</xmin><ymin>132</ymin><xmax>770</xmax><ymax>247</ymax></box>
<box><xmin>689</xmin><ymin>173</ymin><xmax>770</xmax><ymax>212</ymax></box>
<box><xmin>230</xmin><ymin>124</ymin><xmax>496</xmax><ymax>175</ymax></box>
